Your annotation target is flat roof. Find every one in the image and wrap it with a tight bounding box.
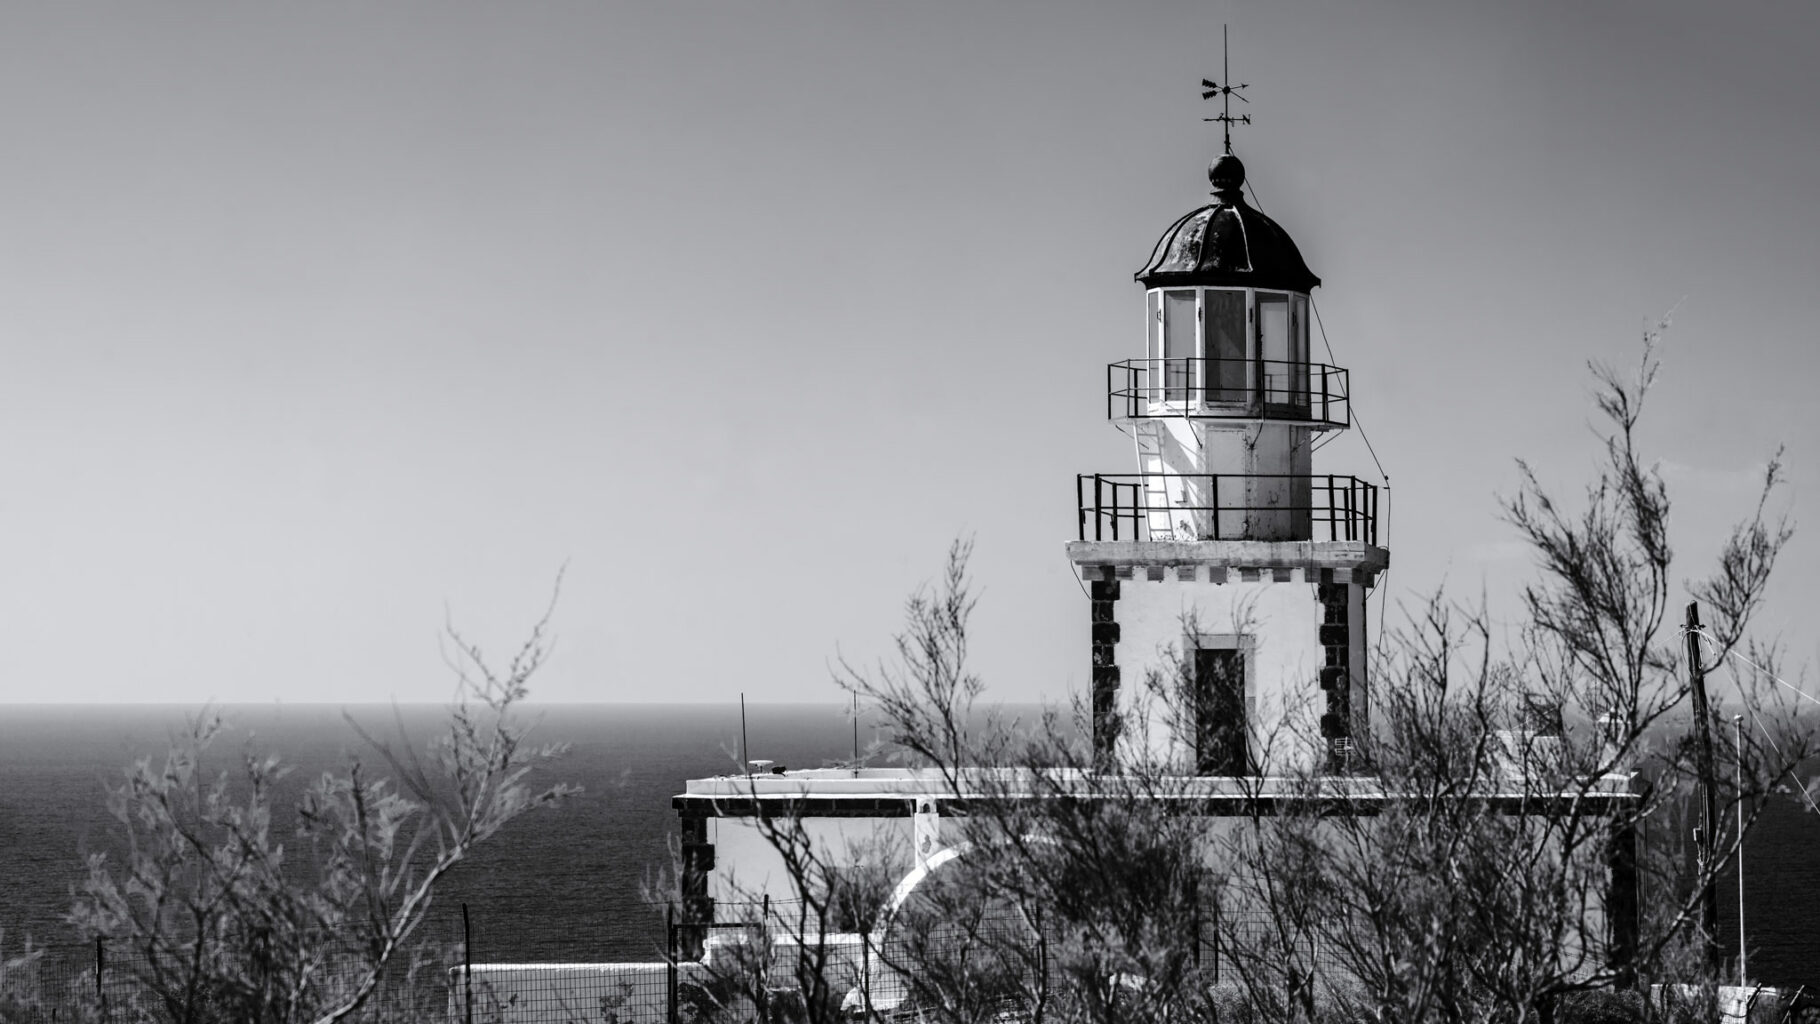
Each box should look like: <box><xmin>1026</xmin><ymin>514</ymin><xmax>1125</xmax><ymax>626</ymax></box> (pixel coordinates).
<box><xmin>674</xmin><ymin>766</ymin><xmax>1638</xmax><ymax>816</ymax></box>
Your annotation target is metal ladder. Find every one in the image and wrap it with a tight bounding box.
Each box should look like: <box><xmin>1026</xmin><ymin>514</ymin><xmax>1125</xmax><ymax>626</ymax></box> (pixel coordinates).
<box><xmin>1133</xmin><ymin>421</ymin><xmax>1174</xmax><ymax>541</ymax></box>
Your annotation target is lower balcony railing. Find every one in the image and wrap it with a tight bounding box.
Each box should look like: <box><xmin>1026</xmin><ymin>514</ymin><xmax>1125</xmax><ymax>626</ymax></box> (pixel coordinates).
<box><xmin>1076</xmin><ymin>473</ymin><xmax>1378</xmax><ymax>544</ymax></box>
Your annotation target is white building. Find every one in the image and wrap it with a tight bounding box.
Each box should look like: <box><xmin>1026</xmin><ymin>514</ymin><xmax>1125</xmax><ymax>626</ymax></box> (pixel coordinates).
<box><xmin>464</xmin><ymin>122</ymin><xmax>1642</xmax><ymax>1024</ymax></box>
<box><xmin>673</xmin><ymin>144</ymin><xmax>1389</xmax><ymax>933</ymax></box>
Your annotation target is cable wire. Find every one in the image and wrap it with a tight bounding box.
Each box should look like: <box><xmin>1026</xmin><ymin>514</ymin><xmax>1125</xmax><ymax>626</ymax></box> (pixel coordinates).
<box><xmin>1689</xmin><ymin>627</ymin><xmax>1820</xmax><ymax>816</ymax></box>
<box><xmin>1242</xmin><ymin>176</ymin><xmax>1391</xmax><ymax>486</ymax></box>
<box><xmin>1067</xmin><ymin>551</ymin><xmax>1092</xmax><ymax>602</ymax></box>
<box><xmin>1245</xmin><ymin>175</ymin><xmax>1393</xmax><ymax>650</ymax></box>
<box><xmin>1309</xmin><ymin>300</ymin><xmax>1389</xmax><ymax>485</ymax></box>
<box><xmin>1693</xmin><ymin>628</ymin><xmax>1820</xmax><ymax>712</ymax></box>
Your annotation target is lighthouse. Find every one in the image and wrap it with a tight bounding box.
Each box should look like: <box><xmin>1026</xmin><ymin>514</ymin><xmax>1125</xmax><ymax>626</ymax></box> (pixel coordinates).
<box><xmin>1068</xmin><ymin>144</ymin><xmax>1388</xmax><ymax>777</ymax></box>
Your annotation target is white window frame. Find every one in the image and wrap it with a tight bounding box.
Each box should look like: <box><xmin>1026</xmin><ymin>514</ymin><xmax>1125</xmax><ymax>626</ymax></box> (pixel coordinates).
<box><xmin>1144</xmin><ymin>287</ymin><xmax>1308</xmax><ymax>414</ymax></box>
<box><xmin>1185</xmin><ymin>631</ymin><xmax>1256</xmax><ymax>775</ymax></box>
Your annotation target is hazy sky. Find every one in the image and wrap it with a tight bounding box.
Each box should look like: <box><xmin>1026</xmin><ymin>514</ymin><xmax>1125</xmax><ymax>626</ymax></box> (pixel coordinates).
<box><xmin>2</xmin><ymin>1</ymin><xmax>1814</xmax><ymax>704</ymax></box>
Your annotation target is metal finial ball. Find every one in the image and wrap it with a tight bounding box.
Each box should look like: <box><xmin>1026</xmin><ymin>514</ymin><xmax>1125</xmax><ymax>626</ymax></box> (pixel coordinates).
<box><xmin>1209</xmin><ymin>153</ymin><xmax>1246</xmax><ymax>198</ymax></box>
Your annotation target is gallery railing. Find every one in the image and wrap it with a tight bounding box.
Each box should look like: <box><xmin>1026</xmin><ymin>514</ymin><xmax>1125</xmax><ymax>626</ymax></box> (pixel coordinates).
<box><xmin>1107</xmin><ymin>357</ymin><xmax>1350</xmax><ymax>428</ymax></box>
<box><xmin>1076</xmin><ymin>473</ymin><xmax>1378</xmax><ymax>544</ymax></box>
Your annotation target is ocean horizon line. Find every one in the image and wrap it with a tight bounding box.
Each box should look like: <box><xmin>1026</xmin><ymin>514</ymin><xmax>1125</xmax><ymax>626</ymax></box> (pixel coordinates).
<box><xmin>0</xmin><ymin>699</ymin><xmax>1050</xmax><ymax>708</ymax></box>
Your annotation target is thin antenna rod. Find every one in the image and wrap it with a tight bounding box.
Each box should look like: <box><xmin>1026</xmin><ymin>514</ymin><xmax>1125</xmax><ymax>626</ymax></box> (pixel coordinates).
<box><xmin>740</xmin><ymin>692</ymin><xmax>751</xmax><ymax>778</ymax></box>
<box><xmin>1201</xmin><ymin>24</ymin><xmax>1251</xmax><ymax>155</ymax></box>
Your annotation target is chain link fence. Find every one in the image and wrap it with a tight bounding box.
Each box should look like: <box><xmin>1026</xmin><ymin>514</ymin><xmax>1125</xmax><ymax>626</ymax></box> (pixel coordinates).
<box><xmin>633</xmin><ymin>896</ymin><xmax>1347</xmax><ymax>1024</ymax></box>
<box><xmin>10</xmin><ymin>898</ymin><xmax>1344</xmax><ymax>1024</ymax></box>
<box><xmin>10</xmin><ymin>923</ymin><xmax>455</xmax><ymax>1024</ymax></box>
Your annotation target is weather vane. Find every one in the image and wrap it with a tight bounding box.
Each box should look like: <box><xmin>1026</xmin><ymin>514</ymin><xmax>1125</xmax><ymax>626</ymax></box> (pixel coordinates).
<box><xmin>1201</xmin><ymin>25</ymin><xmax>1249</xmax><ymax>154</ymax></box>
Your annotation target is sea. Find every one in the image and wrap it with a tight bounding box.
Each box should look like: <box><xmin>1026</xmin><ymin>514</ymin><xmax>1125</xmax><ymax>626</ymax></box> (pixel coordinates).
<box><xmin>1</xmin><ymin>704</ymin><xmax>1816</xmax><ymax>986</ymax></box>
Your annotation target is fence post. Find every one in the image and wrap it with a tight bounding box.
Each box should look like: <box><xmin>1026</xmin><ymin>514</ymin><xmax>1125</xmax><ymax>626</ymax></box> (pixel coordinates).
<box><xmin>1076</xmin><ymin>475</ymin><xmax>1085</xmax><ymax>542</ymax></box>
<box><xmin>1332</xmin><ymin>476</ymin><xmax>1346</xmax><ymax>545</ymax></box>
<box><xmin>667</xmin><ymin>904</ymin><xmax>679</xmax><ymax>1024</ymax></box>
<box><xmin>95</xmin><ymin>937</ymin><xmax>104</xmax><ymax>1024</ymax></box>
<box><xmin>1110</xmin><ymin>476</ymin><xmax>1121</xmax><ymax>541</ymax></box>
<box><xmin>1092</xmin><ymin>475</ymin><xmax>1103</xmax><ymax>542</ymax></box>
<box><xmin>1192</xmin><ymin>895</ymin><xmax>1201</xmax><ymax>970</ymax></box>
<box><xmin>462</xmin><ymin>903</ymin><xmax>474</xmax><ymax>1024</ymax></box>
<box><xmin>1335</xmin><ymin>477</ymin><xmax>1346</xmax><ymax>541</ymax></box>
<box><xmin>1212</xmin><ymin>896</ymin><xmax>1221</xmax><ymax>985</ymax></box>
<box><xmin>758</xmin><ymin>895</ymin><xmax>771</xmax><ymax>1023</ymax></box>
<box><xmin>1035</xmin><ymin>907</ymin><xmax>1048</xmax><ymax>1024</ymax></box>
<box><xmin>1092</xmin><ymin>476</ymin><xmax>1106</xmax><ymax>545</ymax></box>
<box><xmin>1348</xmin><ymin>480</ymin><xmax>1359</xmax><ymax>542</ymax></box>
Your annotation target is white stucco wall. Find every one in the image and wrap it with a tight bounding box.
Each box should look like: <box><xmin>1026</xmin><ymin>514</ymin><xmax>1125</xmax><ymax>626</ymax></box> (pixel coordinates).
<box><xmin>709</xmin><ymin>816</ymin><xmax>916</xmax><ymax>905</ymax></box>
<box><xmin>1141</xmin><ymin>419</ymin><xmax>1312</xmax><ymax>541</ymax></box>
<box><xmin>1112</xmin><ymin>574</ymin><xmax>1365</xmax><ymax>774</ymax></box>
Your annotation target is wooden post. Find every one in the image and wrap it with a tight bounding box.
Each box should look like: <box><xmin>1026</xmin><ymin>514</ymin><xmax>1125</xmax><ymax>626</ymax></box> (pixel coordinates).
<box><xmin>1685</xmin><ymin>602</ymin><xmax>1721</xmax><ymax>972</ymax></box>
<box><xmin>1735</xmin><ymin>714</ymin><xmax>1748</xmax><ymax>987</ymax></box>
<box><xmin>1191</xmin><ymin>894</ymin><xmax>1201</xmax><ymax>969</ymax></box>
<box><xmin>1607</xmin><ymin>811</ymin><xmax>1641</xmax><ymax>986</ymax></box>
<box><xmin>758</xmin><ymin>894</ymin><xmax>771</xmax><ymax>1023</ymax></box>
<box><xmin>1212</xmin><ymin>895</ymin><xmax>1222</xmax><ymax>985</ymax></box>
<box><xmin>463</xmin><ymin>902</ymin><xmax>474</xmax><ymax>1024</ymax></box>
<box><xmin>1036</xmin><ymin>904</ymin><xmax>1048</xmax><ymax>1024</ymax></box>
<box><xmin>667</xmin><ymin>903</ymin><xmax>678</xmax><ymax>1024</ymax></box>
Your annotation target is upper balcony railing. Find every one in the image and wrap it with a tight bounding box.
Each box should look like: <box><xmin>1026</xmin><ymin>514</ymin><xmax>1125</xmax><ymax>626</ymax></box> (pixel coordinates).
<box><xmin>1076</xmin><ymin>473</ymin><xmax>1378</xmax><ymax>545</ymax></box>
<box><xmin>1107</xmin><ymin>358</ymin><xmax>1349</xmax><ymax>429</ymax></box>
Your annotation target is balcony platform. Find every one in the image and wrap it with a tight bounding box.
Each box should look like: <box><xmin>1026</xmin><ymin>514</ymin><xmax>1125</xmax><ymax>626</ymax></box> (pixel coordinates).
<box><xmin>1066</xmin><ymin>538</ymin><xmax>1389</xmax><ymax>586</ymax></box>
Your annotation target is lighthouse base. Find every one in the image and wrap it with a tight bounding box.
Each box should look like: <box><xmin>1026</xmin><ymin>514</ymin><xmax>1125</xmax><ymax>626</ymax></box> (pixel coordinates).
<box><xmin>1067</xmin><ymin>540</ymin><xmax>1389</xmax><ymax>776</ymax></box>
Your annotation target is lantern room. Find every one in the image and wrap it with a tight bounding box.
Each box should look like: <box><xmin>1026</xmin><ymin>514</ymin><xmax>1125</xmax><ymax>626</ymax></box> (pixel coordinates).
<box><xmin>1109</xmin><ymin>154</ymin><xmax>1347</xmax><ymax>430</ymax></box>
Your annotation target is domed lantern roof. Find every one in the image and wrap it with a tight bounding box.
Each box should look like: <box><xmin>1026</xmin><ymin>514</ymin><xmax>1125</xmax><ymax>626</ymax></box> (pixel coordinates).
<box><xmin>1136</xmin><ymin>154</ymin><xmax>1321</xmax><ymax>293</ymax></box>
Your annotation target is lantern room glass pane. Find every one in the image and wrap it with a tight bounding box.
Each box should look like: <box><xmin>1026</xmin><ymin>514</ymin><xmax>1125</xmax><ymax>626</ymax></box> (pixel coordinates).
<box><xmin>1288</xmin><ymin>294</ymin><xmax>1311</xmax><ymax>407</ymax></box>
<box><xmin>1204</xmin><ymin>289</ymin><xmax>1247</xmax><ymax>402</ymax></box>
<box><xmin>1258</xmin><ymin>293</ymin><xmax>1290</xmax><ymax>403</ymax></box>
<box><xmin>1163</xmin><ymin>290</ymin><xmax>1196</xmax><ymax>401</ymax></box>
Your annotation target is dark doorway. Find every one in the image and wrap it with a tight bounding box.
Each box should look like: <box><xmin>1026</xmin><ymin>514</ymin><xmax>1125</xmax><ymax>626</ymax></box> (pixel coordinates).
<box><xmin>1194</xmin><ymin>647</ymin><xmax>1248</xmax><ymax>776</ymax></box>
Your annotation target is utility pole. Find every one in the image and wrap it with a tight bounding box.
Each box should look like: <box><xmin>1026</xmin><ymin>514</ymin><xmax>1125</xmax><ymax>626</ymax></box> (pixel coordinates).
<box><xmin>1734</xmin><ymin>713</ymin><xmax>1747</xmax><ymax>987</ymax></box>
<box><xmin>1685</xmin><ymin>601</ymin><xmax>1721</xmax><ymax>973</ymax></box>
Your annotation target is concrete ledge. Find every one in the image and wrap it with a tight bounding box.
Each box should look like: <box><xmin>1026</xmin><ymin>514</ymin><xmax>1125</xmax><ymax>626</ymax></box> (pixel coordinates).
<box><xmin>1067</xmin><ymin>539</ymin><xmax>1389</xmax><ymax>576</ymax></box>
<box><xmin>674</xmin><ymin>769</ymin><xmax>1639</xmax><ymax>817</ymax></box>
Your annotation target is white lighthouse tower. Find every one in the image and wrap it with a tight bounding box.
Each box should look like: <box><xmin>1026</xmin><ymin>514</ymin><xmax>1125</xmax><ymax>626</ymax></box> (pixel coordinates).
<box><xmin>1068</xmin><ymin>137</ymin><xmax>1388</xmax><ymax>776</ymax></box>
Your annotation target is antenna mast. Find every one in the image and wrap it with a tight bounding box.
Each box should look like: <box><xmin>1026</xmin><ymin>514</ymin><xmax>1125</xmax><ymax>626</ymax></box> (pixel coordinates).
<box><xmin>1201</xmin><ymin>25</ymin><xmax>1251</xmax><ymax>154</ymax></box>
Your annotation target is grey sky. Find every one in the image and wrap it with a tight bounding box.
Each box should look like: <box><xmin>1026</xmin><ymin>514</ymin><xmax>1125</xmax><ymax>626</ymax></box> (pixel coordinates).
<box><xmin>1</xmin><ymin>1</ymin><xmax>1814</xmax><ymax>703</ymax></box>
